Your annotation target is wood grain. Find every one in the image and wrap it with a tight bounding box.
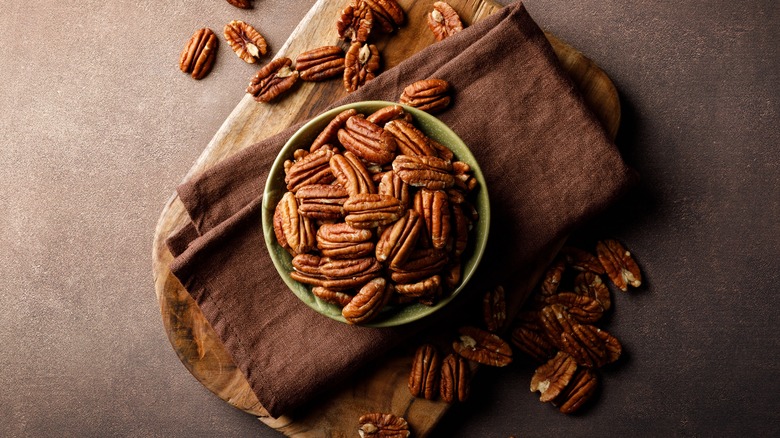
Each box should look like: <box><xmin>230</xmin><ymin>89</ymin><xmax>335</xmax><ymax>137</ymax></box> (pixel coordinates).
<box><xmin>151</xmin><ymin>0</ymin><xmax>621</xmax><ymax>436</ymax></box>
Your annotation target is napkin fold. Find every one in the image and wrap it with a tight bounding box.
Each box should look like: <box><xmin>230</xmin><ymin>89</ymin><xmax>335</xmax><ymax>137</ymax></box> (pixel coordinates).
<box><xmin>167</xmin><ymin>2</ymin><xmax>635</xmax><ymax>417</ymax></box>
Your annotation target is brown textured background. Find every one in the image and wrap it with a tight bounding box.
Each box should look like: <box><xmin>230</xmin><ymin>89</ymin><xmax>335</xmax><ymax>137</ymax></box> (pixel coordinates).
<box><xmin>0</xmin><ymin>0</ymin><xmax>777</xmax><ymax>437</ymax></box>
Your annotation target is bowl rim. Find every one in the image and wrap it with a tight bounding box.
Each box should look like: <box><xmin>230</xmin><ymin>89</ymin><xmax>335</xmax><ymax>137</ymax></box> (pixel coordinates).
<box><xmin>262</xmin><ymin>100</ymin><xmax>490</xmax><ymax>327</ymax></box>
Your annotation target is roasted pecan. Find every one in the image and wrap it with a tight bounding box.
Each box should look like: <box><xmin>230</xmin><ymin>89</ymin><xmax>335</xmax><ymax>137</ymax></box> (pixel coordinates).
<box><xmin>179</xmin><ymin>28</ymin><xmax>217</xmax><ymax>80</ymax></box>
<box><xmin>316</xmin><ymin>223</ymin><xmax>374</xmax><ymax>259</ymax></box>
<box><xmin>427</xmin><ymin>2</ymin><xmax>463</xmax><ymax>41</ymax></box>
<box><xmin>453</xmin><ymin>326</ymin><xmax>513</xmax><ymax>367</ymax></box>
<box><xmin>394</xmin><ymin>274</ymin><xmax>442</xmax><ymax>306</ymax></box>
<box><xmin>389</xmin><ymin>248</ymin><xmax>448</xmax><ymax>284</ymax></box>
<box><xmin>555</xmin><ymin>368</ymin><xmax>598</xmax><ymax>414</ymax></box>
<box><xmin>278</xmin><ymin>192</ymin><xmax>316</xmax><ymax>254</ymax></box>
<box><xmin>376</xmin><ymin>210</ymin><xmax>422</xmax><ymax>268</ymax></box>
<box><xmin>530</xmin><ymin>351</ymin><xmax>578</xmax><ymax>402</ymax></box>
<box><xmin>545</xmin><ymin>292</ymin><xmax>604</xmax><ymax>324</ymax></box>
<box><xmin>393</xmin><ymin>155</ymin><xmax>455</xmax><ymax>190</ymax></box>
<box><xmin>320</xmin><ymin>256</ymin><xmax>381</xmax><ymax>280</ymax></box>
<box><xmin>295</xmin><ymin>183</ymin><xmax>348</xmax><ymax>221</ymax></box>
<box><xmin>357</xmin><ymin>412</ymin><xmax>410</xmax><ymax>438</ymax></box>
<box><xmin>296</xmin><ymin>46</ymin><xmax>345</xmax><ymax>81</ymax></box>
<box><xmin>226</xmin><ymin>0</ymin><xmax>251</xmax><ymax>9</ymax></box>
<box><xmin>363</xmin><ymin>0</ymin><xmax>405</xmax><ymax>33</ymax></box>
<box><xmin>574</xmin><ymin>271</ymin><xmax>611</xmax><ymax>311</ymax></box>
<box><xmin>344</xmin><ymin>42</ymin><xmax>381</xmax><ymax>92</ymax></box>
<box><xmin>440</xmin><ymin>353</ymin><xmax>470</xmax><ymax>403</ymax></box>
<box><xmin>343</xmin><ymin>193</ymin><xmax>405</xmax><ymax>229</ymax></box>
<box><xmin>511</xmin><ymin>324</ymin><xmax>556</xmax><ymax>363</ymax></box>
<box><xmin>540</xmin><ymin>258</ymin><xmax>566</xmax><ymax>296</ymax></box>
<box><xmin>561</xmin><ymin>246</ymin><xmax>606</xmax><ymax>274</ymax></box>
<box><xmin>310</xmin><ymin>109</ymin><xmax>357</xmax><ymax>152</ymax></box>
<box><xmin>312</xmin><ymin>286</ymin><xmax>354</xmax><ymax>308</ymax></box>
<box><xmin>451</xmin><ymin>161</ymin><xmax>478</xmax><ymax>192</ymax></box>
<box><xmin>450</xmin><ymin>202</ymin><xmax>469</xmax><ymax>257</ymax></box>
<box><xmin>342</xmin><ymin>277</ymin><xmax>392</xmax><ymax>324</ymax></box>
<box><xmin>399</xmin><ymin>79</ymin><xmax>451</xmax><ymax>113</ymax></box>
<box><xmin>284</xmin><ymin>147</ymin><xmax>336</xmax><ymax>192</ymax></box>
<box><xmin>224</xmin><ymin>20</ymin><xmax>267</xmax><ymax>64</ymax></box>
<box><xmin>338</xmin><ymin>115</ymin><xmax>397</xmax><ymax>164</ymax></box>
<box><xmin>367</xmin><ymin>105</ymin><xmax>412</xmax><ymax>126</ymax></box>
<box><xmin>483</xmin><ymin>285</ymin><xmax>507</xmax><ymax>332</ymax></box>
<box><xmin>290</xmin><ymin>254</ymin><xmax>325</xmax><ymax>287</ymax></box>
<box><xmin>384</xmin><ymin>119</ymin><xmax>439</xmax><ymax>157</ymax></box>
<box><xmin>247</xmin><ymin>57</ymin><xmax>299</xmax><ymax>102</ymax></box>
<box><xmin>337</xmin><ymin>0</ymin><xmax>373</xmax><ymax>43</ymax></box>
<box><xmin>561</xmin><ymin>323</ymin><xmax>622</xmax><ymax>368</ymax></box>
<box><xmin>408</xmin><ymin>344</ymin><xmax>440</xmax><ymax>400</ymax></box>
<box><xmin>539</xmin><ymin>304</ymin><xmax>577</xmax><ymax>349</ymax></box>
<box><xmin>273</xmin><ymin>197</ymin><xmax>289</xmax><ymax>251</ymax></box>
<box><xmin>330</xmin><ymin>152</ymin><xmax>376</xmax><ymax>195</ymax></box>
<box><xmin>414</xmin><ymin>189</ymin><xmax>451</xmax><ymax>250</ymax></box>
<box><xmin>596</xmin><ymin>239</ymin><xmax>642</xmax><ymax>291</ymax></box>
<box><xmin>429</xmin><ymin>137</ymin><xmax>454</xmax><ymax>161</ymax></box>
<box><xmin>378</xmin><ymin>171</ymin><xmax>410</xmax><ymax>208</ymax></box>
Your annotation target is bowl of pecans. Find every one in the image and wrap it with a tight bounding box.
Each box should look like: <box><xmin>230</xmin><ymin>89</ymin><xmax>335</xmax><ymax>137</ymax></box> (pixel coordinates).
<box><xmin>262</xmin><ymin>101</ymin><xmax>489</xmax><ymax>327</ymax></box>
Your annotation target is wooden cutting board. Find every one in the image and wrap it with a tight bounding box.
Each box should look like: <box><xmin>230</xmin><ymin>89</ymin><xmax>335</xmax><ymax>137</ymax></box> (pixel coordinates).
<box><xmin>151</xmin><ymin>0</ymin><xmax>620</xmax><ymax>436</ymax></box>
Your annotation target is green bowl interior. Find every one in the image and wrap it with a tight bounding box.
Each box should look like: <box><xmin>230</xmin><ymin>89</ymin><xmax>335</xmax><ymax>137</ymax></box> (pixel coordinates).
<box><xmin>262</xmin><ymin>101</ymin><xmax>490</xmax><ymax>327</ymax></box>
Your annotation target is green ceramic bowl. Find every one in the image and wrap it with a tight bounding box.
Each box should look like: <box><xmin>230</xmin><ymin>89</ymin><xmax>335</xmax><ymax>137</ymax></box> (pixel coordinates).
<box><xmin>262</xmin><ymin>101</ymin><xmax>490</xmax><ymax>327</ymax></box>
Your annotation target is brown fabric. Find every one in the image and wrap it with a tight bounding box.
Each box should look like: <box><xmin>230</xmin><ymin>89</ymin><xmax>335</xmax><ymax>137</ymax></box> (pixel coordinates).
<box><xmin>167</xmin><ymin>2</ymin><xmax>635</xmax><ymax>417</ymax></box>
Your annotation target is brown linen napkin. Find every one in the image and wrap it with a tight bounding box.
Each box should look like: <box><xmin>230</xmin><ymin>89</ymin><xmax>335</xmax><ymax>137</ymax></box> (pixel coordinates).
<box><xmin>168</xmin><ymin>2</ymin><xmax>636</xmax><ymax>417</ymax></box>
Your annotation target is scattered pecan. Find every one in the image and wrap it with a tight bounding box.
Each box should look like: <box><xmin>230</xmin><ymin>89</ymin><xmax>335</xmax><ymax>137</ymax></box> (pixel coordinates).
<box><xmin>393</xmin><ymin>155</ymin><xmax>455</xmax><ymax>190</ymax></box>
<box><xmin>343</xmin><ymin>277</ymin><xmax>392</xmax><ymax>324</ymax></box>
<box><xmin>295</xmin><ymin>184</ymin><xmax>348</xmax><ymax>221</ymax></box>
<box><xmin>363</xmin><ymin>0</ymin><xmax>406</xmax><ymax>34</ymax></box>
<box><xmin>226</xmin><ymin>0</ymin><xmax>252</xmax><ymax>9</ymax></box>
<box><xmin>394</xmin><ymin>274</ymin><xmax>442</xmax><ymax>306</ymax></box>
<box><xmin>224</xmin><ymin>20</ymin><xmax>267</xmax><ymax>64</ymax></box>
<box><xmin>530</xmin><ymin>351</ymin><xmax>578</xmax><ymax>402</ymax></box>
<box><xmin>312</xmin><ymin>286</ymin><xmax>354</xmax><ymax>308</ymax></box>
<box><xmin>596</xmin><ymin>239</ymin><xmax>642</xmax><ymax>291</ymax></box>
<box><xmin>555</xmin><ymin>368</ymin><xmax>598</xmax><ymax>414</ymax></box>
<box><xmin>247</xmin><ymin>57</ymin><xmax>299</xmax><ymax>102</ymax></box>
<box><xmin>278</xmin><ymin>192</ymin><xmax>316</xmax><ymax>255</ymax></box>
<box><xmin>296</xmin><ymin>46</ymin><xmax>345</xmax><ymax>81</ymax></box>
<box><xmin>330</xmin><ymin>152</ymin><xmax>376</xmax><ymax>196</ymax></box>
<box><xmin>574</xmin><ymin>271</ymin><xmax>611</xmax><ymax>311</ymax></box>
<box><xmin>179</xmin><ymin>28</ymin><xmax>217</xmax><ymax>80</ymax></box>
<box><xmin>408</xmin><ymin>344</ymin><xmax>440</xmax><ymax>400</ymax></box>
<box><xmin>453</xmin><ymin>326</ymin><xmax>513</xmax><ymax>367</ymax></box>
<box><xmin>357</xmin><ymin>412</ymin><xmax>410</xmax><ymax>438</ymax></box>
<box><xmin>343</xmin><ymin>193</ymin><xmax>405</xmax><ymax>229</ymax></box>
<box><xmin>310</xmin><ymin>109</ymin><xmax>357</xmax><ymax>152</ymax></box>
<box><xmin>545</xmin><ymin>292</ymin><xmax>604</xmax><ymax>324</ymax></box>
<box><xmin>540</xmin><ymin>258</ymin><xmax>566</xmax><ymax>296</ymax></box>
<box><xmin>427</xmin><ymin>2</ymin><xmax>463</xmax><ymax>41</ymax></box>
<box><xmin>511</xmin><ymin>324</ymin><xmax>556</xmax><ymax>363</ymax></box>
<box><xmin>284</xmin><ymin>147</ymin><xmax>336</xmax><ymax>193</ymax></box>
<box><xmin>337</xmin><ymin>0</ymin><xmax>373</xmax><ymax>43</ymax></box>
<box><xmin>338</xmin><ymin>115</ymin><xmax>397</xmax><ymax>165</ymax></box>
<box><xmin>344</xmin><ymin>42</ymin><xmax>381</xmax><ymax>92</ymax></box>
<box><xmin>561</xmin><ymin>323</ymin><xmax>622</xmax><ymax>368</ymax></box>
<box><xmin>367</xmin><ymin>105</ymin><xmax>412</xmax><ymax>126</ymax></box>
<box><xmin>376</xmin><ymin>210</ymin><xmax>422</xmax><ymax>268</ymax></box>
<box><xmin>389</xmin><ymin>248</ymin><xmax>448</xmax><ymax>284</ymax></box>
<box><xmin>561</xmin><ymin>246</ymin><xmax>606</xmax><ymax>274</ymax></box>
<box><xmin>377</xmin><ymin>171</ymin><xmax>410</xmax><ymax>208</ymax></box>
<box><xmin>316</xmin><ymin>223</ymin><xmax>374</xmax><ymax>259</ymax></box>
<box><xmin>385</xmin><ymin>119</ymin><xmax>439</xmax><ymax>157</ymax></box>
<box><xmin>399</xmin><ymin>79</ymin><xmax>451</xmax><ymax>113</ymax></box>
<box><xmin>440</xmin><ymin>353</ymin><xmax>470</xmax><ymax>403</ymax></box>
<box><xmin>483</xmin><ymin>285</ymin><xmax>507</xmax><ymax>332</ymax></box>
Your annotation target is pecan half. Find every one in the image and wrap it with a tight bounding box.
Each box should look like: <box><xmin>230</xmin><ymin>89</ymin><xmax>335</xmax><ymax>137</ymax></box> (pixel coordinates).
<box><xmin>511</xmin><ymin>324</ymin><xmax>556</xmax><ymax>363</ymax></box>
<box><xmin>357</xmin><ymin>412</ymin><xmax>410</xmax><ymax>438</ymax></box>
<box><xmin>429</xmin><ymin>137</ymin><xmax>454</xmax><ymax>161</ymax></box>
<box><xmin>561</xmin><ymin>323</ymin><xmax>622</xmax><ymax>368</ymax></box>
<box><xmin>427</xmin><ymin>2</ymin><xmax>463</xmax><ymax>41</ymax></box>
<box><xmin>561</xmin><ymin>246</ymin><xmax>606</xmax><ymax>274</ymax></box>
<box><xmin>394</xmin><ymin>274</ymin><xmax>442</xmax><ymax>306</ymax></box>
<box><xmin>393</xmin><ymin>155</ymin><xmax>455</xmax><ymax>190</ymax></box>
<box><xmin>539</xmin><ymin>304</ymin><xmax>577</xmax><ymax>349</ymax></box>
<box><xmin>384</xmin><ymin>119</ymin><xmax>439</xmax><ymax>157</ymax></box>
<box><xmin>344</xmin><ymin>42</ymin><xmax>380</xmax><ymax>92</ymax></box>
<box><xmin>408</xmin><ymin>344</ymin><xmax>440</xmax><ymax>400</ymax></box>
<box><xmin>273</xmin><ymin>197</ymin><xmax>289</xmax><ymax>251</ymax></box>
<box><xmin>545</xmin><ymin>292</ymin><xmax>604</xmax><ymax>324</ymax></box>
<box><xmin>378</xmin><ymin>171</ymin><xmax>410</xmax><ymax>208</ymax></box>
<box><xmin>338</xmin><ymin>115</ymin><xmax>396</xmax><ymax>165</ymax></box>
<box><xmin>278</xmin><ymin>192</ymin><xmax>315</xmax><ymax>254</ymax></box>
<box><xmin>343</xmin><ymin>277</ymin><xmax>392</xmax><ymax>324</ymax></box>
<box><xmin>555</xmin><ymin>368</ymin><xmax>598</xmax><ymax>414</ymax></box>
<box><xmin>316</xmin><ymin>223</ymin><xmax>374</xmax><ymax>259</ymax></box>
<box><xmin>450</xmin><ymin>202</ymin><xmax>469</xmax><ymax>257</ymax></box>
<box><xmin>367</xmin><ymin>105</ymin><xmax>412</xmax><ymax>126</ymax></box>
<box><xmin>389</xmin><ymin>248</ymin><xmax>448</xmax><ymax>284</ymax></box>
<box><xmin>179</xmin><ymin>28</ymin><xmax>217</xmax><ymax>80</ymax></box>
<box><xmin>296</xmin><ymin>46</ymin><xmax>345</xmax><ymax>81</ymax></box>
<box><xmin>310</xmin><ymin>109</ymin><xmax>357</xmax><ymax>152</ymax></box>
<box><xmin>596</xmin><ymin>239</ymin><xmax>642</xmax><ymax>291</ymax></box>
<box><xmin>330</xmin><ymin>152</ymin><xmax>376</xmax><ymax>195</ymax></box>
<box><xmin>530</xmin><ymin>351</ymin><xmax>578</xmax><ymax>402</ymax></box>
<box><xmin>312</xmin><ymin>286</ymin><xmax>354</xmax><ymax>308</ymax></box>
<box><xmin>320</xmin><ymin>256</ymin><xmax>380</xmax><ymax>280</ymax></box>
<box><xmin>226</xmin><ymin>0</ymin><xmax>251</xmax><ymax>9</ymax></box>
<box><xmin>376</xmin><ymin>210</ymin><xmax>422</xmax><ymax>268</ymax></box>
<box><xmin>247</xmin><ymin>57</ymin><xmax>299</xmax><ymax>102</ymax></box>
<box><xmin>343</xmin><ymin>193</ymin><xmax>405</xmax><ymax>229</ymax></box>
<box><xmin>453</xmin><ymin>326</ymin><xmax>513</xmax><ymax>367</ymax></box>
<box><xmin>440</xmin><ymin>353</ymin><xmax>470</xmax><ymax>403</ymax></box>
<box><xmin>284</xmin><ymin>147</ymin><xmax>335</xmax><ymax>192</ymax></box>
<box><xmin>399</xmin><ymin>79</ymin><xmax>451</xmax><ymax>113</ymax></box>
<box><xmin>483</xmin><ymin>285</ymin><xmax>507</xmax><ymax>332</ymax></box>
<box><xmin>574</xmin><ymin>271</ymin><xmax>611</xmax><ymax>311</ymax></box>
<box><xmin>363</xmin><ymin>0</ymin><xmax>405</xmax><ymax>33</ymax></box>
<box><xmin>224</xmin><ymin>20</ymin><xmax>267</xmax><ymax>64</ymax></box>
<box><xmin>414</xmin><ymin>189</ymin><xmax>451</xmax><ymax>250</ymax></box>
<box><xmin>290</xmin><ymin>254</ymin><xmax>325</xmax><ymax>286</ymax></box>
<box><xmin>337</xmin><ymin>0</ymin><xmax>373</xmax><ymax>43</ymax></box>
<box><xmin>540</xmin><ymin>259</ymin><xmax>566</xmax><ymax>296</ymax></box>
<box><xmin>296</xmin><ymin>183</ymin><xmax>348</xmax><ymax>221</ymax></box>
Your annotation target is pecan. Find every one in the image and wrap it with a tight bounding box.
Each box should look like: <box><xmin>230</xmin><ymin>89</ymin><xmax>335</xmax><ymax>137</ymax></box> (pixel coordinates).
<box><xmin>312</xmin><ymin>286</ymin><xmax>354</xmax><ymax>308</ymax></box>
<box><xmin>330</xmin><ymin>152</ymin><xmax>376</xmax><ymax>195</ymax></box>
<box><xmin>453</xmin><ymin>326</ymin><xmax>512</xmax><ymax>367</ymax></box>
<box><xmin>384</xmin><ymin>119</ymin><xmax>439</xmax><ymax>157</ymax></box>
<box><xmin>357</xmin><ymin>412</ymin><xmax>410</xmax><ymax>438</ymax></box>
<box><xmin>376</xmin><ymin>210</ymin><xmax>422</xmax><ymax>268</ymax></box>
<box><xmin>399</xmin><ymin>79</ymin><xmax>451</xmax><ymax>113</ymax></box>
<box><xmin>511</xmin><ymin>324</ymin><xmax>556</xmax><ymax>363</ymax></box>
<box><xmin>561</xmin><ymin>323</ymin><xmax>622</xmax><ymax>368</ymax></box>
<box><xmin>555</xmin><ymin>368</ymin><xmax>598</xmax><ymax>414</ymax></box>
<box><xmin>226</xmin><ymin>0</ymin><xmax>251</xmax><ymax>8</ymax></box>
<box><xmin>290</xmin><ymin>254</ymin><xmax>326</xmax><ymax>287</ymax></box>
<box><xmin>343</xmin><ymin>193</ymin><xmax>405</xmax><ymax>229</ymax></box>
<box><xmin>367</xmin><ymin>105</ymin><xmax>412</xmax><ymax>126</ymax></box>
<box><xmin>394</xmin><ymin>274</ymin><xmax>442</xmax><ymax>306</ymax></box>
<box><xmin>414</xmin><ymin>189</ymin><xmax>451</xmax><ymax>250</ymax></box>
<box><xmin>530</xmin><ymin>351</ymin><xmax>578</xmax><ymax>403</ymax></box>
<box><xmin>544</xmin><ymin>292</ymin><xmax>604</xmax><ymax>324</ymax></box>
<box><xmin>450</xmin><ymin>203</ymin><xmax>469</xmax><ymax>257</ymax></box>
<box><xmin>393</xmin><ymin>155</ymin><xmax>455</xmax><ymax>190</ymax></box>
<box><xmin>179</xmin><ymin>28</ymin><xmax>217</xmax><ymax>80</ymax></box>
<box><xmin>343</xmin><ymin>42</ymin><xmax>381</xmax><ymax>92</ymax></box>
<box><xmin>320</xmin><ymin>256</ymin><xmax>380</xmax><ymax>280</ymax></box>
<box><xmin>378</xmin><ymin>171</ymin><xmax>410</xmax><ymax>208</ymax></box>
<box><xmin>284</xmin><ymin>147</ymin><xmax>336</xmax><ymax>193</ymax></box>
<box><xmin>247</xmin><ymin>57</ymin><xmax>299</xmax><ymax>103</ymax></box>
<box><xmin>273</xmin><ymin>197</ymin><xmax>289</xmax><ymax>251</ymax></box>
<box><xmin>539</xmin><ymin>304</ymin><xmax>577</xmax><ymax>349</ymax></box>
<box><xmin>408</xmin><ymin>344</ymin><xmax>440</xmax><ymax>400</ymax></box>
<box><xmin>278</xmin><ymin>192</ymin><xmax>316</xmax><ymax>254</ymax></box>
<box><xmin>540</xmin><ymin>259</ymin><xmax>566</xmax><ymax>296</ymax></box>
<box><xmin>451</xmin><ymin>161</ymin><xmax>478</xmax><ymax>192</ymax></box>
<box><xmin>429</xmin><ymin>137</ymin><xmax>454</xmax><ymax>161</ymax></box>
<box><xmin>224</xmin><ymin>20</ymin><xmax>267</xmax><ymax>64</ymax></box>
<box><xmin>561</xmin><ymin>246</ymin><xmax>605</xmax><ymax>274</ymax></box>
<box><xmin>574</xmin><ymin>271</ymin><xmax>611</xmax><ymax>311</ymax></box>
<box><xmin>596</xmin><ymin>239</ymin><xmax>642</xmax><ymax>291</ymax></box>
<box><xmin>316</xmin><ymin>223</ymin><xmax>374</xmax><ymax>259</ymax></box>
<box><xmin>338</xmin><ymin>115</ymin><xmax>396</xmax><ymax>165</ymax></box>
<box><xmin>427</xmin><ymin>2</ymin><xmax>463</xmax><ymax>41</ymax></box>
<box><xmin>295</xmin><ymin>184</ymin><xmax>348</xmax><ymax>220</ymax></box>
<box><xmin>343</xmin><ymin>277</ymin><xmax>392</xmax><ymax>324</ymax></box>
<box><xmin>337</xmin><ymin>0</ymin><xmax>373</xmax><ymax>43</ymax></box>
<box><xmin>389</xmin><ymin>248</ymin><xmax>447</xmax><ymax>284</ymax></box>
<box><xmin>363</xmin><ymin>0</ymin><xmax>405</xmax><ymax>34</ymax></box>
<box><xmin>483</xmin><ymin>285</ymin><xmax>507</xmax><ymax>332</ymax></box>
<box><xmin>440</xmin><ymin>353</ymin><xmax>470</xmax><ymax>403</ymax></box>
<box><xmin>296</xmin><ymin>46</ymin><xmax>345</xmax><ymax>81</ymax></box>
<box><xmin>310</xmin><ymin>109</ymin><xmax>357</xmax><ymax>152</ymax></box>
